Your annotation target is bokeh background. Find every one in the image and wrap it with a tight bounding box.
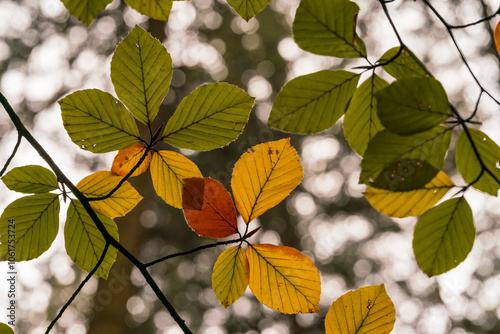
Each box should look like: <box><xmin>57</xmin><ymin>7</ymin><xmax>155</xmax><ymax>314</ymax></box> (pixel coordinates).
<box><xmin>1</xmin><ymin>0</ymin><xmax>500</xmax><ymax>333</ymax></box>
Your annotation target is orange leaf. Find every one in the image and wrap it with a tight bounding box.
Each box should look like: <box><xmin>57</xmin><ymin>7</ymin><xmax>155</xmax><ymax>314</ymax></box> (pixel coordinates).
<box><xmin>231</xmin><ymin>138</ymin><xmax>303</xmax><ymax>223</ymax></box>
<box><xmin>247</xmin><ymin>244</ymin><xmax>321</xmax><ymax>314</ymax></box>
<box><xmin>111</xmin><ymin>143</ymin><xmax>152</xmax><ymax>177</ymax></box>
<box><xmin>183</xmin><ymin>177</ymin><xmax>238</xmax><ymax>238</ymax></box>
<box><xmin>495</xmin><ymin>21</ymin><xmax>500</xmax><ymax>55</ymax></box>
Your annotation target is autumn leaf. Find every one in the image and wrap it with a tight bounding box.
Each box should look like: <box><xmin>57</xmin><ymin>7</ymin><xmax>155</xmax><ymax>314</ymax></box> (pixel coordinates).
<box><xmin>231</xmin><ymin>139</ymin><xmax>303</xmax><ymax>223</ymax></box>
<box><xmin>77</xmin><ymin>171</ymin><xmax>143</xmax><ymax>218</ymax></box>
<box><xmin>325</xmin><ymin>284</ymin><xmax>396</xmax><ymax>334</ymax></box>
<box><xmin>364</xmin><ymin>170</ymin><xmax>455</xmax><ymax>218</ymax></box>
<box><xmin>111</xmin><ymin>144</ymin><xmax>152</xmax><ymax>177</ymax></box>
<box><xmin>150</xmin><ymin>150</ymin><xmax>203</xmax><ymax>208</ymax></box>
<box><xmin>247</xmin><ymin>244</ymin><xmax>321</xmax><ymax>314</ymax></box>
<box><xmin>182</xmin><ymin>177</ymin><xmax>239</xmax><ymax>238</ymax></box>
<box><xmin>212</xmin><ymin>246</ymin><xmax>249</xmax><ymax>307</ymax></box>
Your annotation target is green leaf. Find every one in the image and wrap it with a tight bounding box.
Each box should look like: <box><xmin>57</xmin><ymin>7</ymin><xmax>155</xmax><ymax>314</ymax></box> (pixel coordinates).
<box><xmin>2</xmin><ymin>165</ymin><xmax>58</xmax><ymax>194</ymax></box>
<box><xmin>456</xmin><ymin>129</ymin><xmax>500</xmax><ymax>196</ymax></box>
<box><xmin>65</xmin><ymin>200</ymin><xmax>118</xmax><ymax>279</ymax></box>
<box><xmin>380</xmin><ymin>47</ymin><xmax>429</xmax><ymax>80</ymax></box>
<box><xmin>360</xmin><ymin>126</ymin><xmax>452</xmax><ymax>191</ymax></box>
<box><xmin>111</xmin><ymin>25</ymin><xmax>173</xmax><ymax>125</ymax></box>
<box><xmin>0</xmin><ymin>194</ymin><xmax>59</xmax><ymax>261</ymax></box>
<box><xmin>413</xmin><ymin>197</ymin><xmax>475</xmax><ymax>277</ymax></box>
<box><xmin>59</xmin><ymin>89</ymin><xmax>141</xmax><ymax>153</ymax></box>
<box><xmin>343</xmin><ymin>75</ymin><xmax>388</xmax><ymax>156</ymax></box>
<box><xmin>375</xmin><ymin>77</ymin><xmax>452</xmax><ymax>135</ymax></box>
<box><xmin>162</xmin><ymin>83</ymin><xmax>254</xmax><ymax>151</ymax></box>
<box><xmin>292</xmin><ymin>0</ymin><xmax>367</xmax><ymax>58</ymax></box>
<box><xmin>124</xmin><ymin>0</ymin><xmax>173</xmax><ymax>21</ymax></box>
<box><xmin>0</xmin><ymin>323</ymin><xmax>14</xmax><ymax>334</ymax></box>
<box><xmin>227</xmin><ymin>0</ymin><xmax>272</xmax><ymax>21</ymax></box>
<box><xmin>268</xmin><ymin>70</ymin><xmax>359</xmax><ymax>134</ymax></box>
<box><xmin>60</xmin><ymin>0</ymin><xmax>113</xmax><ymax>26</ymax></box>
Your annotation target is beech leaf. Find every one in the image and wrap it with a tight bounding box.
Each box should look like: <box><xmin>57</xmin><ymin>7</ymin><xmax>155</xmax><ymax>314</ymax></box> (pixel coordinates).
<box><xmin>212</xmin><ymin>246</ymin><xmax>249</xmax><ymax>307</ymax></box>
<box><xmin>183</xmin><ymin>178</ymin><xmax>238</xmax><ymax>238</ymax></box>
<box><xmin>111</xmin><ymin>144</ymin><xmax>152</xmax><ymax>177</ymax></box>
<box><xmin>231</xmin><ymin>138</ymin><xmax>303</xmax><ymax>223</ymax></box>
<box><xmin>247</xmin><ymin>244</ymin><xmax>321</xmax><ymax>314</ymax></box>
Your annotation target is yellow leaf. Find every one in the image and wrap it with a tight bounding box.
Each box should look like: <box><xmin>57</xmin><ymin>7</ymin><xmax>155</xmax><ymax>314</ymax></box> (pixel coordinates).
<box><xmin>212</xmin><ymin>246</ymin><xmax>249</xmax><ymax>308</ymax></box>
<box><xmin>150</xmin><ymin>150</ymin><xmax>203</xmax><ymax>209</ymax></box>
<box><xmin>325</xmin><ymin>284</ymin><xmax>395</xmax><ymax>334</ymax></box>
<box><xmin>231</xmin><ymin>138</ymin><xmax>303</xmax><ymax>223</ymax></box>
<box><xmin>111</xmin><ymin>144</ymin><xmax>152</xmax><ymax>177</ymax></box>
<box><xmin>364</xmin><ymin>170</ymin><xmax>454</xmax><ymax>218</ymax></box>
<box><xmin>77</xmin><ymin>171</ymin><xmax>142</xmax><ymax>218</ymax></box>
<box><xmin>247</xmin><ymin>244</ymin><xmax>320</xmax><ymax>314</ymax></box>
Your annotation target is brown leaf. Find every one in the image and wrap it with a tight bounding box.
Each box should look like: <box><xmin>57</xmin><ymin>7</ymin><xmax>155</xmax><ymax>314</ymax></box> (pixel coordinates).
<box><xmin>183</xmin><ymin>178</ymin><xmax>238</xmax><ymax>238</ymax></box>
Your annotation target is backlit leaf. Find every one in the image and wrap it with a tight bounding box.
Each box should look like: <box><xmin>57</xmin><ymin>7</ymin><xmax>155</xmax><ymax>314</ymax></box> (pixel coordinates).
<box><xmin>111</xmin><ymin>144</ymin><xmax>152</xmax><ymax>177</ymax></box>
<box><xmin>124</xmin><ymin>0</ymin><xmax>173</xmax><ymax>21</ymax></box>
<box><xmin>293</xmin><ymin>0</ymin><xmax>367</xmax><ymax>58</ymax></box>
<box><xmin>227</xmin><ymin>0</ymin><xmax>271</xmax><ymax>21</ymax></box>
<box><xmin>364</xmin><ymin>171</ymin><xmax>455</xmax><ymax>218</ymax></box>
<box><xmin>247</xmin><ymin>244</ymin><xmax>321</xmax><ymax>314</ymax></box>
<box><xmin>212</xmin><ymin>246</ymin><xmax>249</xmax><ymax>307</ymax></box>
<box><xmin>360</xmin><ymin>126</ymin><xmax>452</xmax><ymax>191</ymax></box>
<box><xmin>455</xmin><ymin>129</ymin><xmax>500</xmax><ymax>196</ymax></box>
<box><xmin>344</xmin><ymin>75</ymin><xmax>388</xmax><ymax>156</ymax></box>
<box><xmin>375</xmin><ymin>77</ymin><xmax>452</xmax><ymax>136</ymax></box>
<box><xmin>65</xmin><ymin>199</ymin><xmax>118</xmax><ymax>279</ymax></box>
<box><xmin>325</xmin><ymin>284</ymin><xmax>395</xmax><ymax>334</ymax></box>
<box><xmin>59</xmin><ymin>89</ymin><xmax>141</xmax><ymax>153</ymax></box>
<box><xmin>413</xmin><ymin>197</ymin><xmax>475</xmax><ymax>277</ymax></box>
<box><xmin>183</xmin><ymin>178</ymin><xmax>238</xmax><ymax>238</ymax></box>
<box><xmin>268</xmin><ymin>70</ymin><xmax>359</xmax><ymax>134</ymax></box>
<box><xmin>150</xmin><ymin>150</ymin><xmax>203</xmax><ymax>208</ymax></box>
<box><xmin>232</xmin><ymin>139</ymin><xmax>303</xmax><ymax>223</ymax></box>
<box><xmin>380</xmin><ymin>47</ymin><xmax>429</xmax><ymax>80</ymax></box>
<box><xmin>2</xmin><ymin>165</ymin><xmax>58</xmax><ymax>194</ymax></box>
<box><xmin>162</xmin><ymin>83</ymin><xmax>254</xmax><ymax>151</ymax></box>
<box><xmin>0</xmin><ymin>194</ymin><xmax>59</xmax><ymax>261</ymax></box>
<box><xmin>60</xmin><ymin>0</ymin><xmax>112</xmax><ymax>26</ymax></box>
<box><xmin>77</xmin><ymin>171</ymin><xmax>143</xmax><ymax>218</ymax></box>
<box><xmin>111</xmin><ymin>25</ymin><xmax>173</xmax><ymax>125</ymax></box>
<box><xmin>0</xmin><ymin>323</ymin><xmax>14</xmax><ymax>334</ymax></box>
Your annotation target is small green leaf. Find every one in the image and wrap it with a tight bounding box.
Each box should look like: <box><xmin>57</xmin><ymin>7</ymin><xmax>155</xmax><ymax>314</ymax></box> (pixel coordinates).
<box><xmin>360</xmin><ymin>126</ymin><xmax>452</xmax><ymax>191</ymax></box>
<box><xmin>0</xmin><ymin>323</ymin><xmax>14</xmax><ymax>334</ymax></box>
<box><xmin>268</xmin><ymin>70</ymin><xmax>359</xmax><ymax>134</ymax></box>
<box><xmin>124</xmin><ymin>0</ymin><xmax>173</xmax><ymax>21</ymax></box>
<box><xmin>65</xmin><ymin>200</ymin><xmax>118</xmax><ymax>279</ymax></box>
<box><xmin>162</xmin><ymin>83</ymin><xmax>254</xmax><ymax>151</ymax></box>
<box><xmin>456</xmin><ymin>129</ymin><xmax>500</xmax><ymax>196</ymax></box>
<box><xmin>59</xmin><ymin>89</ymin><xmax>141</xmax><ymax>153</ymax></box>
<box><xmin>293</xmin><ymin>0</ymin><xmax>367</xmax><ymax>58</ymax></box>
<box><xmin>227</xmin><ymin>0</ymin><xmax>272</xmax><ymax>21</ymax></box>
<box><xmin>413</xmin><ymin>197</ymin><xmax>475</xmax><ymax>277</ymax></box>
<box><xmin>344</xmin><ymin>75</ymin><xmax>388</xmax><ymax>156</ymax></box>
<box><xmin>380</xmin><ymin>47</ymin><xmax>429</xmax><ymax>80</ymax></box>
<box><xmin>375</xmin><ymin>77</ymin><xmax>452</xmax><ymax>135</ymax></box>
<box><xmin>2</xmin><ymin>165</ymin><xmax>58</xmax><ymax>194</ymax></box>
<box><xmin>0</xmin><ymin>194</ymin><xmax>60</xmax><ymax>261</ymax></box>
<box><xmin>111</xmin><ymin>25</ymin><xmax>173</xmax><ymax>125</ymax></box>
<box><xmin>60</xmin><ymin>0</ymin><xmax>113</xmax><ymax>26</ymax></box>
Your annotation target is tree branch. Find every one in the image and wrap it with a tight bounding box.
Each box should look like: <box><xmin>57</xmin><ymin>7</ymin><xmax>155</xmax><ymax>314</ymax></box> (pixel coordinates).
<box><xmin>0</xmin><ymin>132</ymin><xmax>21</xmax><ymax>177</ymax></box>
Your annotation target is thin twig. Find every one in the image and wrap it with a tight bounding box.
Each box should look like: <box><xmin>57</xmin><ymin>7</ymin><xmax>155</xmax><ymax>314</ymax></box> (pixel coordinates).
<box><xmin>45</xmin><ymin>243</ymin><xmax>110</xmax><ymax>334</ymax></box>
<box><xmin>0</xmin><ymin>132</ymin><xmax>21</xmax><ymax>177</ymax></box>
